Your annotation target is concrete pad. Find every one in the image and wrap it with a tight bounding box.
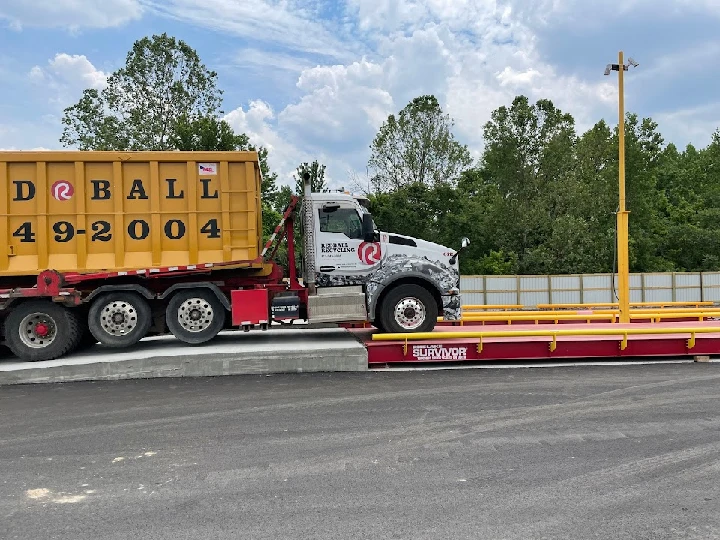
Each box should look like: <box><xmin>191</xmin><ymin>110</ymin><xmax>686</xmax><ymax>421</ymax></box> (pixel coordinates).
<box><xmin>0</xmin><ymin>327</ymin><xmax>367</xmax><ymax>385</ymax></box>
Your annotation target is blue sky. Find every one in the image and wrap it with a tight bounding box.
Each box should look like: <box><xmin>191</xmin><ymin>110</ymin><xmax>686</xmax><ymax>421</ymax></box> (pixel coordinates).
<box><xmin>1</xmin><ymin>0</ymin><xmax>719</xmax><ymax>189</ymax></box>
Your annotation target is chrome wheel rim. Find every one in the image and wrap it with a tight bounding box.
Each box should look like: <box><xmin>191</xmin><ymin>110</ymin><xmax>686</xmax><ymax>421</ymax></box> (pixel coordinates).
<box><xmin>394</xmin><ymin>297</ymin><xmax>426</xmax><ymax>330</ymax></box>
<box><xmin>177</xmin><ymin>298</ymin><xmax>214</xmax><ymax>333</ymax></box>
<box><xmin>19</xmin><ymin>312</ymin><xmax>58</xmax><ymax>348</ymax></box>
<box><xmin>100</xmin><ymin>300</ymin><xmax>138</xmax><ymax>336</ymax></box>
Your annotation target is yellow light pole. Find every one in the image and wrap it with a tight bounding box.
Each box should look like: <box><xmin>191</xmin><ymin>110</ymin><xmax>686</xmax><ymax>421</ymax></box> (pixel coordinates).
<box><xmin>605</xmin><ymin>52</ymin><xmax>638</xmax><ymax>323</ymax></box>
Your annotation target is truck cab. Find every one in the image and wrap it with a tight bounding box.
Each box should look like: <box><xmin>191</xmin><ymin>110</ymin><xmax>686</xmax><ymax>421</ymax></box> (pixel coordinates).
<box><xmin>300</xmin><ymin>177</ymin><xmax>467</xmax><ymax>333</ymax></box>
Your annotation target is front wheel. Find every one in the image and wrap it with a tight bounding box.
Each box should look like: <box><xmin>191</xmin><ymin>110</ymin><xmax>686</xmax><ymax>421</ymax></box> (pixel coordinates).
<box><xmin>166</xmin><ymin>289</ymin><xmax>226</xmax><ymax>345</ymax></box>
<box><xmin>378</xmin><ymin>284</ymin><xmax>438</xmax><ymax>334</ymax></box>
<box><xmin>4</xmin><ymin>300</ymin><xmax>81</xmax><ymax>361</ymax></box>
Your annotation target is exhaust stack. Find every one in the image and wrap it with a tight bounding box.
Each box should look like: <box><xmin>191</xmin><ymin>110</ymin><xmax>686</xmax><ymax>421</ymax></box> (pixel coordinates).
<box><xmin>301</xmin><ymin>171</ymin><xmax>316</xmax><ymax>294</ymax></box>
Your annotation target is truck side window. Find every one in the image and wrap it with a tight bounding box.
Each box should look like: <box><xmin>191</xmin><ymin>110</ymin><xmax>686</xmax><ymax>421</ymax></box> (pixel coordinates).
<box><xmin>319</xmin><ymin>208</ymin><xmax>363</xmax><ymax>239</ymax></box>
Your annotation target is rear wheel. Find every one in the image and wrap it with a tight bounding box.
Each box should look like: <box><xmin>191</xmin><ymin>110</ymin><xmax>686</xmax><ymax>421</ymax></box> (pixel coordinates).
<box><xmin>4</xmin><ymin>300</ymin><xmax>81</xmax><ymax>362</ymax></box>
<box><xmin>88</xmin><ymin>292</ymin><xmax>152</xmax><ymax>348</ymax></box>
<box><xmin>379</xmin><ymin>284</ymin><xmax>438</xmax><ymax>334</ymax></box>
<box><xmin>166</xmin><ymin>289</ymin><xmax>226</xmax><ymax>345</ymax></box>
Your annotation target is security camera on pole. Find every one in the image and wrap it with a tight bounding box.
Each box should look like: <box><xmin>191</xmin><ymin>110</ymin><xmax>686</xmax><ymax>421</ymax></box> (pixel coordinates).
<box><xmin>604</xmin><ymin>51</ymin><xmax>638</xmax><ymax>323</ymax></box>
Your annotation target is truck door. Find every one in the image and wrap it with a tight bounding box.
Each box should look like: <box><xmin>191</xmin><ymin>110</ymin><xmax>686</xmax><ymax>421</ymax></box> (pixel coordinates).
<box><xmin>314</xmin><ymin>202</ymin><xmax>383</xmax><ymax>280</ymax></box>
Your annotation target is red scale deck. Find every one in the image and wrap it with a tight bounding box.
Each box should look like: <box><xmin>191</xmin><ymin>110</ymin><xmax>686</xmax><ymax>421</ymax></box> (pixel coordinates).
<box><xmin>351</xmin><ymin>321</ymin><xmax>720</xmax><ymax>365</ymax></box>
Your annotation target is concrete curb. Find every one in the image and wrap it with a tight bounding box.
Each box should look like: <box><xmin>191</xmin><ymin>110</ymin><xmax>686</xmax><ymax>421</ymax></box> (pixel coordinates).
<box><xmin>0</xmin><ymin>328</ymin><xmax>368</xmax><ymax>385</ymax></box>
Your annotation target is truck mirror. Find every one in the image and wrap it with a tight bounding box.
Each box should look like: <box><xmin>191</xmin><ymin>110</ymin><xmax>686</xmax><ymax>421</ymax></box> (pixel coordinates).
<box><xmin>362</xmin><ymin>213</ymin><xmax>375</xmax><ymax>242</ymax></box>
<box><xmin>450</xmin><ymin>237</ymin><xmax>470</xmax><ymax>265</ymax></box>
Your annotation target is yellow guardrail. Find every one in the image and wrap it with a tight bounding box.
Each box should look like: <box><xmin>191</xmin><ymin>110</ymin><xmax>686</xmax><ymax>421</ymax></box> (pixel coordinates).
<box><xmin>626</xmin><ymin>307</ymin><xmax>718</xmax><ymax>314</ymax></box>
<box><xmin>537</xmin><ymin>301</ymin><xmax>715</xmax><ymax>310</ymax></box>
<box><xmin>372</xmin><ymin>325</ymin><xmax>720</xmax><ymax>354</ymax></box>
<box><xmin>462</xmin><ymin>304</ymin><xmax>525</xmax><ymax>311</ymax></box>
<box><xmin>536</xmin><ymin>302</ymin><xmax>617</xmax><ymax>309</ymax></box>
<box><xmin>629</xmin><ymin>311</ymin><xmax>720</xmax><ymax>323</ymax></box>
<box><xmin>440</xmin><ymin>306</ymin><xmax>720</xmax><ymax>325</ymax></box>
<box><xmin>453</xmin><ymin>313</ymin><xmax>617</xmax><ymax>324</ymax></box>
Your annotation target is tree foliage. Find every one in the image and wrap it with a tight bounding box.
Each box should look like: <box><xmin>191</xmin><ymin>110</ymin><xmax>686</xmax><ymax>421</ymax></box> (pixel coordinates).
<box><xmin>60</xmin><ymin>33</ymin><xmax>222</xmax><ymax>151</ymax></box>
<box><xmin>368</xmin><ymin>95</ymin><xmax>472</xmax><ymax>192</ymax></box>
<box><xmin>58</xmin><ymin>33</ymin><xmax>284</xmax><ymax>250</ymax></box>
<box><xmin>293</xmin><ymin>160</ymin><xmax>328</xmax><ymax>194</ymax></box>
<box><xmin>368</xmin><ymin>95</ymin><xmax>720</xmax><ymax>275</ymax></box>
<box><xmin>58</xmin><ymin>33</ymin><xmax>720</xmax><ymax>279</ymax></box>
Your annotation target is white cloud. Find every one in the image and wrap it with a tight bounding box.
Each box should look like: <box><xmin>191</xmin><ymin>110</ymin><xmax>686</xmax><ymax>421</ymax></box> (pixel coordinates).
<box><xmin>0</xmin><ymin>146</ymin><xmax>54</xmax><ymax>151</ymax></box>
<box><xmin>225</xmin><ymin>101</ymin><xmax>280</xmax><ymax>153</ymax></box>
<box><xmin>224</xmin><ymin>100</ymin><xmax>363</xmax><ymax>191</ymax></box>
<box><xmin>143</xmin><ymin>0</ymin><xmax>362</xmax><ymax>60</ymax></box>
<box><xmin>654</xmin><ymin>102</ymin><xmax>720</xmax><ymax>149</ymax></box>
<box><xmin>280</xmin><ymin>59</ymin><xmax>394</xmax><ymax>149</ymax></box>
<box><xmin>31</xmin><ymin>54</ymin><xmax>108</xmax><ymax>90</ymax></box>
<box><xmin>224</xmin><ymin>101</ymin><xmax>307</xmax><ymax>187</ymax></box>
<box><xmin>0</xmin><ymin>0</ymin><xmax>142</xmax><ymax>30</ymax></box>
<box><xmin>633</xmin><ymin>41</ymin><xmax>720</xmax><ymax>83</ymax></box>
<box><xmin>0</xmin><ymin>118</ymin><xmax>64</xmax><ymax>151</ymax></box>
<box><xmin>507</xmin><ymin>0</ymin><xmax>720</xmax><ymax>28</ymax></box>
<box><xmin>234</xmin><ymin>49</ymin><xmax>313</xmax><ymax>74</ymax></box>
<box><xmin>29</xmin><ymin>53</ymin><xmax>108</xmax><ymax>106</ymax></box>
<box><xmin>229</xmin><ymin>1</ymin><xmax>616</xmax><ymax>181</ymax></box>
<box><xmin>6</xmin><ymin>0</ymin><xmax>720</xmax><ymax>181</ymax></box>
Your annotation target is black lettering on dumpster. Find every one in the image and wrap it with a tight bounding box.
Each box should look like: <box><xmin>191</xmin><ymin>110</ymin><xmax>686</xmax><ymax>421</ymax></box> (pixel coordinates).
<box><xmin>127</xmin><ymin>179</ymin><xmax>148</xmax><ymax>200</ymax></box>
<box><xmin>166</xmin><ymin>178</ymin><xmax>184</xmax><ymax>199</ymax></box>
<box><xmin>91</xmin><ymin>179</ymin><xmax>111</xmax><ymax>200</ymax></box>
<box><xmin>200</xmin><ymin>178</ymin><xmax>218</xmax><ymax>199</ymax></box>
<box><xmin>13</xmin><ymin>180</ymin><xmax>35</xmax><ymax>201</ymax></box>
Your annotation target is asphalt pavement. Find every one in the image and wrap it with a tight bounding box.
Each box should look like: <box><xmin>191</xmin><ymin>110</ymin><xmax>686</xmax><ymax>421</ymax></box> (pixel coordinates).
<box><xmin>2</xmin><ymin>363</ymin><xmax>720</xmax><ymax>539</ymax></box>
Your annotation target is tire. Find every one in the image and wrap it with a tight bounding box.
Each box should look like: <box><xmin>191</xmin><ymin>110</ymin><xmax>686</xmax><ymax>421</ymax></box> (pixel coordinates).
<box><xmin>378</xmin><ymin>284</ymin><xmax>438</xmax><ymax>334</ymax></box>
<box><xmin>3</xmin><ymin>300</ymin><xmax>81</xmax><ymax>362</ymax></box>
<box><xmin>88</xmin><ymin>292</ymin><xmax>152</xmax><ymax>348</ymax></box>
<box><xmin>165</xmin><ymin>289</ymin><xmax>226</xmax><ymax>345</ymax></box>
<box><xmin>76</xmin><ymin>324</ymin><xmax>99</xmax><ymax>352</ymax></box>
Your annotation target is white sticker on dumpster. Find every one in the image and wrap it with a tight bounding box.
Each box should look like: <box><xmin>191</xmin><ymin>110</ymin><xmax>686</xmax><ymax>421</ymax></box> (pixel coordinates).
<box><xmin>198</xmin><ymin>163</ymin><xmax>218</xmax><ymax>175</ymax></box>
<box><xmin>412</xmin><ymin>344</ymin><xmax>468</xmax><ymax>361</ymax></box>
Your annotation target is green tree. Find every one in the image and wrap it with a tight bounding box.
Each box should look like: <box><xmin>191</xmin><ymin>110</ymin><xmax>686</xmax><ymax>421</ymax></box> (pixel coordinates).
<box><xmin>368</xmin><ymin>167</ymin><xmax>501</xmax><ymax>274</ymax></box>
<box><xmin>171</xmin><ymin>114</ymin><xmax>248</xmax><ymax>151</ymax></box>
<box><xmin>571</xmin><ymin>119</ymin><xmax>618</xmax><ymax>272</ymax></box>
<box><xmin>293</xmin><ymin>160</ymin><xmax>328</xmax><ymax>194</ymax></box>
<box><xmin>368</xmin><ymin>95</ymin><xmax>472</xmax><ymax>193</ymax></box>
<box><xmin>657</xmin><ymin>135</ymin><xmax>720</xmax><ymax>271</ymax></box>
<box><xmin>368</xmin><ymin>93</ymin><xmax>720</xmax><ymax>277</ymax></box>
<box><xmin>480</xmin><ymin>95</ymin><xmax>579</xmax><ymax>273</ymax></box>
<box><xmin>621</xmin><ymin>113</ymin><xmax>671</xmax><ymax>271</ymax></box>
<box><xmin>60</xmin><ymin>33</ymin><xmax>222</xmax><ymax>151</ymax></box>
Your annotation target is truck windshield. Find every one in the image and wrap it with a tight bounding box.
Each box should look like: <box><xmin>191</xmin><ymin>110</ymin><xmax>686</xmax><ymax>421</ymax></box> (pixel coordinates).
<box><xmin>319</xmin><ymin>208</ymin><xmax>363</xmax><ymax>239</ymax></box>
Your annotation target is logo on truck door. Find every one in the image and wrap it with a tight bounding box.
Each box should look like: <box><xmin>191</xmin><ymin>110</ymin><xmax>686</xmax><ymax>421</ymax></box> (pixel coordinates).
<box><xmin>357</xmin><ymin>242</ymin><xmax>381</xmax><ymax>265</ymax></box>
<box><xmin>51</xmin><ymin>180</ymin><xmax>74</xmax><ymax>201</ymax></box>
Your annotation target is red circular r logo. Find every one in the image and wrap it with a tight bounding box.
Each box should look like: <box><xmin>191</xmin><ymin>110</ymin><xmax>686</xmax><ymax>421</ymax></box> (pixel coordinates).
<box><xmin>358</xmin><ymin>242</ymin><xmax>382</xmax><ymax>265</ymax></box>
<box><xmin>51</xmin><ymin>180</ymin><xmax>74</xmax><ymax>201</ymax></box>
